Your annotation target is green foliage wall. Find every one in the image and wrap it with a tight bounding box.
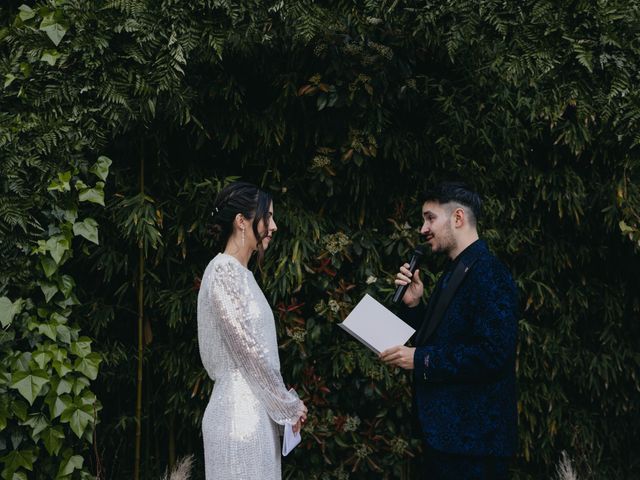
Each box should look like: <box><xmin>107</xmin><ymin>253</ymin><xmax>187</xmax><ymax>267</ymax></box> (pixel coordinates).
<box><xmin>1</xmin><ymin>1</ymin><xmax>639</xmax><ymax>479</ymax></box>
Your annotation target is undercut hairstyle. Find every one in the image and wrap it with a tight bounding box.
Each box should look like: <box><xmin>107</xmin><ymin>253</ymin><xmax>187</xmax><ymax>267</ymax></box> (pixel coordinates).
<box><xmin>211</xmin><ymin>181</ymin><xmax>272</xmax><ymax>263</ymax></box>
<box><xmin>422</xmin><ymin>181</ymin><xmax>482</xmax><ymax>226</ymax></box>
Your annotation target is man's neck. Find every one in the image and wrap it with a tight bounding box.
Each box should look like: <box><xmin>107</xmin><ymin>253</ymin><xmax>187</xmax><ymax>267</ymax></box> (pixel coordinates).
<box><xmin>449</xmin><ymin>232</ymin><xmax>480</xmax><ymax>260</ymax></box>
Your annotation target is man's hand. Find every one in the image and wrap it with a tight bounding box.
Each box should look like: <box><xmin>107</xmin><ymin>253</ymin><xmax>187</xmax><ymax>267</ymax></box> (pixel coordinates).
<box><xmin>395</xmin><ymin>264</ymin><xmax>424</xmax><ymax>307</ymax></box>
<box><xmin>379</xmin><ymin>345</ymin><xmax>416</xmax><ymax>370</ymax></box>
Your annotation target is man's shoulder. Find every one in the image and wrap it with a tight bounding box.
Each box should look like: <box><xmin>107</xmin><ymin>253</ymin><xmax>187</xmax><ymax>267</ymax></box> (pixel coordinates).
<box><xmin>468</xmin><ymin>248</ymin><xmax>515</xmax><ymax>286</ymax></box>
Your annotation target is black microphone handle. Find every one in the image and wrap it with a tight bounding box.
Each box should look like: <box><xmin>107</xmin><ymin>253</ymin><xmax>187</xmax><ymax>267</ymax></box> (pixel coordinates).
<box><xmin>392</xmin><ymin>251</ymin><xmax>422</xmax><ymax>304</ymax></box>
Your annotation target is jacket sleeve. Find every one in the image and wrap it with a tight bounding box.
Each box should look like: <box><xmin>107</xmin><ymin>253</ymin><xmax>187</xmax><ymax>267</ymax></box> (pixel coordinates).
<box><xmin>209</xmin><ymin>260</ymin><xmax>304</xmax><ymax>425</ymax></box>
<box><xmin>413</xmin><ymin>262</ymin><xmax>518</xmax><ymax>383</ymax></box>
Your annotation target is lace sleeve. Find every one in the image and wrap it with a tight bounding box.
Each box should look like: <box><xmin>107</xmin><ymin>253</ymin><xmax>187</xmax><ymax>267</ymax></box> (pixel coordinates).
<box><xmin>209</xmin><ymin>260</ymin><xmax>304</xmax><ymax>425</ymax></box>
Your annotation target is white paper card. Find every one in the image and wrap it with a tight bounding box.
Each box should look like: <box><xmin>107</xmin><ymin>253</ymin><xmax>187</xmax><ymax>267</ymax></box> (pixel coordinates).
<box><xmin>338</xmin><ymin>294</ymin><xmax>416</xmax><ymax>354</ymax></box>
<box><xmin>282</xmin><ymin>423</ymin><xmax>301</xmax><ymax>456</ymax></box>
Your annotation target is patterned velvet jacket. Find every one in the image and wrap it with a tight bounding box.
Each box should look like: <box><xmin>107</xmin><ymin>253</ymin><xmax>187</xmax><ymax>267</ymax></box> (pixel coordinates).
<box><xmin>400</xmin><ymin>239</ymin><xmax>519</xmax><ymax>457</ymax></box>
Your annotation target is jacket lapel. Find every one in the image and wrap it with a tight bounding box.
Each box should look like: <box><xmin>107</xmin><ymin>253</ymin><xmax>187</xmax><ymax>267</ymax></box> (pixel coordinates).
<box><xmin>414</xmin><ymin>257</ymin><xmax>479</xmax><ymax>346</ymax></box>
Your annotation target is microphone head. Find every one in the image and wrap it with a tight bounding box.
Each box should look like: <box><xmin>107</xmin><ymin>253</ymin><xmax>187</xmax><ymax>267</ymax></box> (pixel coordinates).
<box><xmin>413</xmin><ymin>245</ymin><xmax>427</xmax><ymax>258</ymax></box>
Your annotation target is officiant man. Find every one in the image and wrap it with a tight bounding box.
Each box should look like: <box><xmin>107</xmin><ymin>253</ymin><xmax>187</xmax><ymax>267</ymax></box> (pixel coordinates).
<box><xmin>380</xmin><ymin>182</ymin><xmax>519</xmax><ymax>479</ymax></box>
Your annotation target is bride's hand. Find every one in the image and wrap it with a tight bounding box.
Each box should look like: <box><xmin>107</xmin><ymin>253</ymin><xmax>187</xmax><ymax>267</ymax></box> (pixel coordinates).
<box><xmin>293</xmin><ymin>402</ymin><xmax>308</xmax><ymax>433</ymax></box>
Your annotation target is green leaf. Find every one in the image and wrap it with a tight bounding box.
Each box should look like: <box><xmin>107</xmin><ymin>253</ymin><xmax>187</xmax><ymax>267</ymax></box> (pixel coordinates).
<box><xmin>32</xmin><ymin>350</ymin><xmax>52</xmax><ymax>369</ymax></box>
<box><xmin>47</xmin><ymin>171</ymin><xmax>72</xmax><ymax>192</ymax></box>
<box><xmin>39</xmin><ymin>281</ymin><xmax>58</xmax><ymax>303</ymax></box>
<box><xmin>39</xmin><ymin>14</ymin><xmax>67</xmax><ymax>46</ymax></box>
<box><xmin>0</xmin><ymin>398</ymin><xmax>8</xmax><ymax>430</ymax></box>
<box><xmin>11</xmin><ymin>399</ymin><xmax>28</xmax><ymax>422</ymax></box>
<box><xmin>74</xmin><ymin>352</ymin><xmax>101</xmax><ymax>380</ymax></box>
<box><xmin>63</xmin><ymin>208</ymin><xmax>78</xmax><ymax>223</ymax></box>
<box><xmin>42</xmin><ymin>426</ymin><xmax>65</xmax><ymax>456</ymax></box>
<box><xmin>55</xmin><ymin>378</ymin><xmax>73</xmax><ymax>395</ymax></box>
<box><xmin>56</xmin><ymin>325</ymin><xmax>72</xmax><ymax>344</ymax></box>
<box><xmin>0</xmin><ymin>449</ymin><xmax>36</xmax><ymax>474</ymax></box>
<box><xmin>37</xmin><ymin>322</ymin><xmax>57</xmax><ymax>341</ymax></box>
<box><xmin>0</xmin><ymin>297</ymin><xmax>24</xmax><ymax>328</ymax></box>
<box><xmin>4</xmin><ymin>73</ymin><xmax>16</xmax><ymax>88</ymax></box>
<box><xmin>40</xmin><ymin>256</ymin><xmax>58</xmax><ymax>278</ymax></box>
<box><xmin>71</xmin><ymin>376</ymin><xmax>90</xmax><ymax>396</ymax></box>
<box><xmin>73</xmin><ymin>218</ymin><xmax>99</xmax><ymax>244</ymax></box>
<box><xmin>40</xmin><ymin>49</ymin><xmax>61</xmax><ymax>66</ymax></box>
<box><xmin>52</xmin><ymin>360</ymin><xmax>72</xmax><ymax>377</ymax></box>
<box><xmin>77</xmin><ymin>181</ymin><xmax>105</xmax><ymax>205</ymax></box>
<box><xmin>18</xmin><ymin>5</ymin><xmax>36</xmax><ymax>21</ymax></box>
<box><xmin>10</xmin><ymin>371</ymin><xmax>49</xmax><ymax>405</ymax></box>
<box><xmin>46</xmin><ymin>235</ymin><xmax>70</xmax><ymax>264</ymax></box>
<box><xmin>70</xmin><ymin>337</ymin><xmax>92</xmax><ymax>358</ymax></box>
<box><xmin>12</xmin><ymin>470</ymin><xmax>28</xmax><ymax>480</ymax></box>
<box><xmin>60</xmin><ymin>402</ymin><xmax>93</xmax><ymax>438</ymax></box>
<box><xmin>48</xmin><ymin>394</ymin><xmax>72</xmax><ymax>419</ymax></box>
<box><xmin>89</xmin><ymin>156</ymin><xmax>112</xmax><ymax>181</ymax></box>
<box><xmin>57</xmin><ymin>275</ymin><xmax>75</xmax><ymax>297</ymax></box>
<box><xmin>21</xmin><ymin>412</ymin><xmax>49</xmax><ymax>437</ymax></box>
<box><xmin>56</xmin><ymin>453</ymin><xmax>84</xmax><ymax>478</ymax></box>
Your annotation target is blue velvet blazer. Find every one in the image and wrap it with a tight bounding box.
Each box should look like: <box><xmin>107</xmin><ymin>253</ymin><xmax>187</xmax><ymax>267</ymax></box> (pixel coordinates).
<box><xmin>400</xmin><ymin>240</ymin><xmax>518</xmax><ymax>457</ymax></box>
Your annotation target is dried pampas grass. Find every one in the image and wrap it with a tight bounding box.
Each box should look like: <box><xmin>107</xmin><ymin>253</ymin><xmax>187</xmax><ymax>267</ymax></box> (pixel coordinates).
<box><xmin>161</xmin><ymin>455</ymin><xmax>194</xmax><ymax>480</ymax></box>
<box><xmin>556</xmin><ymin>451</ymin><xmax>578</xmax><ymax>480</ymax></box>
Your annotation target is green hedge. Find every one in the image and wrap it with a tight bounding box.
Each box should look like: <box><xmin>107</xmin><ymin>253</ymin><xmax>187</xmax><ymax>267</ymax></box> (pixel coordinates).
<box><xmin>1</xmin><ymin>1</ymin><xmax>639</xmax><ymax>479</ymax></box>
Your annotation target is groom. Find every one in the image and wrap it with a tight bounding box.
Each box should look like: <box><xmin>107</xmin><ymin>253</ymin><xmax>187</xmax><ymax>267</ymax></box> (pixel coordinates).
<box><xmin>380</xmin><ymin>182</ymin><xmax>519</xmax><ymax>479</ymax></box>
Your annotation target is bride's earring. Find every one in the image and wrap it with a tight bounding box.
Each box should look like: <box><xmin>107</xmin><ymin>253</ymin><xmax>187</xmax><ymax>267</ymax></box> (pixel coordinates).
<box><xmin>242</xmin><ymin>227</ymin><xmax>245</xmax><ymax>247</ymax></box>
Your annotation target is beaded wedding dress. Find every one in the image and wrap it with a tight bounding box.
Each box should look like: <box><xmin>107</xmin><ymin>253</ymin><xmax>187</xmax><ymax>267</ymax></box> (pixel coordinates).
<box><xmin>197</xmin><ymin>253</ymin><xmax>303</xmax><ymax>479</ymax></box>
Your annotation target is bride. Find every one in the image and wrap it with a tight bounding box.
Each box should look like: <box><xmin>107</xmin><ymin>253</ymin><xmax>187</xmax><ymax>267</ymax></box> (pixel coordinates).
<box><xmin>197</xmin><ymin>181</ymin><xmax>307</xmax><ymax>479</ymax></box>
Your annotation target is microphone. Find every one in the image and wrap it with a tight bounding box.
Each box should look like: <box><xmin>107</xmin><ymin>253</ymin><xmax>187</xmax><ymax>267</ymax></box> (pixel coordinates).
<box><xmin>392</xmin><ymin>246</ymin><xmax>426</xmax><ymax>304</ymax></box>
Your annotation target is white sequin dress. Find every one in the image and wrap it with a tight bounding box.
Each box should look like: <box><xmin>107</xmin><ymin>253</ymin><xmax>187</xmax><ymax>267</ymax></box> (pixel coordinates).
<box><xmin>197</xmin><ymin>253</ymin><xmax>303</xmax><ymax>480</ymax></box>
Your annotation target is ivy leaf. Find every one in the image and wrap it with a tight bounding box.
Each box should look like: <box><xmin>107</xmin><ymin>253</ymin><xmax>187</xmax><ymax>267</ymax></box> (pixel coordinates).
<box><xmin>10</xmin><ymin>371</ymin><xmax>49</xmax><ymax>405</ymax></box>
<box><xmin>57</xmin><ymin>275</ymin><xmax>76</xmax><ymax>297</ymax></box>
<box><xmin>55</xmin><ymin>378</ymin><xmax>73</xmax><ymax>395</ymax></box>
<box><xmin>40</xmin><ymin>256</ymin><xmax>58</xmax><ymax>278</ymax></box>
<box><xmin>89</xmin><ymin>156</ymin><xmax>113</xmax><ymax>181</ymax></box>
<box><xmin>4</xmin><ymin>73</ymin><xmax>16</xmax><ymax>88</ymax></box>
<box><xmin>0</xmin><ymin>397</ymin><xmax>8</xmax><ymax>430</ymax></box>
<box><xmin>56</xmin><ymin>453</ymin><xmax>84</xmax><ymax>478</ymax></box>
<box><xmin>60</xmin><ymin>402</ymin><xmax>94</xmax><ymax>438</ymax></box>
<box><xmin>56</xmin><ymin>324</ymin><xmax>72</xmax><ymax>344</ymax></box>
<box><xmin>32</xmin><ymin>350</ymin><xmax>52</xmax><ymax>369</ymax></box>
<box><xmin>18</xmin><ymin>5</ymin><xmax>36</xmax><ymax>21</ymax></box>
<box><xmin>52</xmin><ymin>360</ymin><xmax>72</xmax><ymax>378</ymax></box>
<box><xmin>40</xmin><ymin>49</ymin><xmax>61</xmax><ymax>66</ymax></box>
<box><xmin>37</xmin><ymin>322</ymin><xmax>57</xmax><ymax>341</ymax></box>
<box><xmin>73</xmin><ymin>218</ymin><xmax>99</xmax><ymax>244</ymax></box>
<box><xmin>11</xmin><ymin>399</ymin><xmax>28</xmax><ymax>422</ymax></box>
<box><xmin>0</xmin><ymin>449</ymin><xmax>36</xmax><ymax>474</ymax></box>
<box><xmin>21</xmin><ymin>412</ymin><xmax>50</xmax><ymax>437</ymax></box>
<box><xmin>39</xmin><ymin>13</ymin><xmax>67</xmax><ymax>47</ymax></box>
<box><xmin>72</xmin><ymin>376</ymin><xmax>90</xmax><ymax>396</ymax></box>
<box><xmin>12</xmin><ymin>469</ymin><xmax>29</xmax><ymax>480</ymax></box>
<box><xmin>70</xmin><ymin>337</ymin><xmax>92</xmax><ymax>358</ymax></box>
<box><xmin>77</xmin><ymin>181</ymin><xmax>105</xmax><ymax>206</ymax></box>
<box><xmin>47</xmin><ymin>394</ymin><xmax>72</xmax><ymax>419</ymax></box>
<box><xmin>39</xmin><ymin>281</ymin><xmax>59</xmax><ymax>303</ymax></box>
<box><xmin>74</xmin><ymin>352</ymin><xmax>101</xmax><ymax>380</ymax></box>
<box><xmin>0</xmin><ymin>297</ymin><xmax>24</xmax><ymax>328</ymax></box>
<box><xmin>47</xmin><ymin>171</ymin><xmax>72</xmax><ymax>192</ymax></box>
<box><xmin>45</xmin><ymin>235</ymin><xmax>70</xmax><ymax>264</ymax></box>
<box><xmin>42</xmin><ymin>426</ymin><xmax>65</xmax><ymax>456</ymax></box>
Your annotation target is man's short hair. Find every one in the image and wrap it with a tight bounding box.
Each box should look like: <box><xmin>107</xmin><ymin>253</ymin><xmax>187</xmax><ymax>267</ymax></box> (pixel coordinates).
<box><xmin>422</xmin><ymin>181</ymin><xmax>482</xmax><ymax>225</ymax></box>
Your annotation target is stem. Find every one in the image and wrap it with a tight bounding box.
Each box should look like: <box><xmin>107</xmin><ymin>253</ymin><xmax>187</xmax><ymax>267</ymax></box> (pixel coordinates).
<box><xmin>134</xmin><ymin>147</ymin><xmax>145</xmax><ymax>480</ymax></box>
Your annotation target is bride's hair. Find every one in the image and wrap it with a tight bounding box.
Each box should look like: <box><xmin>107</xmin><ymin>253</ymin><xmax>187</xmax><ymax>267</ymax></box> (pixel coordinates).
<box><xmin>211</xmin><ymin>181</ymin><xmax>272</xmax><ymax>263</ymax></box>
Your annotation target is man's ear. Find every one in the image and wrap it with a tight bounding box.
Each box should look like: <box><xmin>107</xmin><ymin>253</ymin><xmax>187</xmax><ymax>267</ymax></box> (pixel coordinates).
<box><xmin>453</xmin><ymin>207</ymin><xmax>465</xmax><ymax>227</ymax></box>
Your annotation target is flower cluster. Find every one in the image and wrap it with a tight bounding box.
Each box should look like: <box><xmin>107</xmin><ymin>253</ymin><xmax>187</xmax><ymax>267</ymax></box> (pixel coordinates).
<box><xmin>323</xmin><ymin>232</ymin><xmax>351</xmax><ymax>255</ymax></box>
